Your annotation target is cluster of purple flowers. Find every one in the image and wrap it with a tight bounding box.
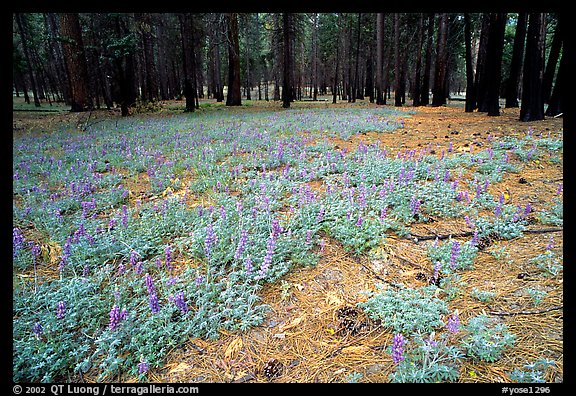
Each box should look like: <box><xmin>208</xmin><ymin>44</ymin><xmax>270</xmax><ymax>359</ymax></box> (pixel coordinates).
<box><xmin>234</xmin><ymin>229</ymin><xmax>248</xmax><ymax>261</ymax></box>
<box><xmin>447</xmin><ymin>312</ymin><xmax>460</xmax><ymax>334</ymax></box>
<box><xmin>391</xmin><ymin>333</ymin><xmax>405</xmax><ymax>364</ymax></box>
<box><xmin>108</xmin><ymin>305</ymin><xmax>128</xmax><ymax>331</ymax></box>
<box><xmin>33</xmin><ymin>321</ymin><xmax>43</xmax><ymax>338</ymax></box>
<box><xmin>204</xmin><ymin>224</ymin><xmax>218</xmax><ymax>258</ymax></box>
<box><xmin>165</xmin><ymin>245</ymin><xmax>173</xmax><ymax>269</ymax></box>
<box><xmin>13</xmin><ymin>227</ymin><xmax>25</xmax><ymax>259</ymax></box>
<box><xmin>56</xmin><ymin>301</ymin><xmax>66</xmax><ymax>320</ymax></box>
<box><xmin>138</xmin><ymin>358</ymin><xmax>149</xmax><ymax>375</ymax></box>
<box><xmin>257</xmin><ymin>233</ymin><xmax>277</xmax><ymax>280</ymax></box>
<box><xmin>410</xmin><ymin>196</ymin><xmax>421</xmax><ymax>216</ymax></box>
<box><xmin>450</xmin><ymin>240</ymin><xmax>461</xmax><ymax>270</ymax></box>
<box><xmin>81</xmin><ymin>198</ymin><xmax>97</xmax><ymax>218</ymax></box>
<box><xmin>172</xmin><ymin>291</ymin><xmax>188</xmax><ymax>314</ymax></box>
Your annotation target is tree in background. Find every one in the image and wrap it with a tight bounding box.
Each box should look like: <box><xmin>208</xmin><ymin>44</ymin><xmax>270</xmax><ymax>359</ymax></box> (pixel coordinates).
<box><xmin>432</xmin><ymin>13</ymin><xmax>448</xmax><ymax>106</ymax></box>
<box><xmin>226</xmin><ymin>13</ymin><xmax>242</xmax><ymax>106</ymax></box>
<box><xmin>520</xmin><ymin>13</ymin><xmax>546</xmax><ymax>122</ymax></box>
<box><xmin>504</xmin><ymin>12</ymin><xmax>527</xmax><ymax>108</ymax></box>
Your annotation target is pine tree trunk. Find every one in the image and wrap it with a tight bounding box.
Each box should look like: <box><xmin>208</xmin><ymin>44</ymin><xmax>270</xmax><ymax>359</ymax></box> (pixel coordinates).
<box><xmin>542</xmin><ymin>18</ymin><xmax>562</xmax><ymax>104</ymax></box>
<box><xmin>464</xmin><ymin>13</ymin><xmax>476</xmax><ymax>112</ymax></box>
<box><xmin>485</xmin><ymin>13</ymin><xmax>507</xmax><ymax>116</ymax></box>
<box><xmin>420</xmin><ymin>13</ymin><xmax>434</xmax><ymax>106</ymax></box>
<box><xmin>412</xmin><ymin>13</ymin><xmax>424</xmax><ymax>106</ymax></box>
<box><xmin>59</xmin><ymin>13</ymin><xmax>92</xmax><ymax>111</ymax></box>
<box><xmin>15</xmin><ymin>13</ymin><xmax>41</xmax><ymax>107</ymax></box>
<box><xmin>282</xmin><ymin>13</ymin><xmax>292</xmax><ymax>108</ymax></box>
<box><xmin>376</xmin><ymin>13</ymin><xmax>385</xmax><ymax>105</ymax></box>
<box><xmin>432</xmin><ymin>13</ymin><xmax>448</xmax><ymax>106</ymax></box>
<box><xmin>226</xmin><ymin>13</ymin><xmax>242</xmax><ymax>106</ymax></box>
<box><xmin>394</xmin><ymin>13</ymin><xmax>402</xmax><ymax>107</ymax></box>
<box><xmin>520</xmin><ymin>13</ymin><xmax>546</xmax><ymax>122</ymax></box>
<box><xmin>505</xmin><ymin>13</ymin><xmax>527</xmax><ymax>108</ymax></box>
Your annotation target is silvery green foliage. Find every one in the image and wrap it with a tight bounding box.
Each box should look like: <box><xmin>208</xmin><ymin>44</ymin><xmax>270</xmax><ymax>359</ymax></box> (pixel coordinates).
<box><xmin>470</xmin><ymin>288</ymin><xmax>496</xmax><ymax>303</ymax></box>
<box><xmin>389</xmin><ymin>332</ymin><xmax>465</xmax><ymax>383</ymax></box>
<box><xmin>358</xmin><ymin>284</ymin><xmax>448</xmax><ymax>334</ymax></box>
<box><xmin>537</xmin><ymin>198</ymin><xmax>563</xmax><ymax>226</ymax></box>
<box><xmin>461</xmin><ymin>315</ymin><xmax>516</xmax><ymax>362</ymax></box>
<box><xmin>508</xmin><ymin>358</ymin><xmax>556</xmax><ymax>383</ymax></box>
<box><xmin>529</xmin><ymin>250</ymin><xmax>563</xmax><ymax>277</ymax></box>
<box><xmin>427</xmin><ymin>237</ymin><xmax>479</xmax><ymax>274</ymax></box>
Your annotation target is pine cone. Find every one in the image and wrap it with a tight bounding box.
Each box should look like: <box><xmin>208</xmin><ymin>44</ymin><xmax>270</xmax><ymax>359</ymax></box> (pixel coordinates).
<box><xmin>262</xmin><ymin>358</ymin><xmax>283</xmax><ymax>380</ymax></box>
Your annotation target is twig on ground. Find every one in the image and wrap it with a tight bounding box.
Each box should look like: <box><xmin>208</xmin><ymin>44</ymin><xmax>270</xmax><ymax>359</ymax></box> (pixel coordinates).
<box><xmin>489</xmin><ymin>305</ymin><xmax>563</xmax><ymax>316</ymax></box>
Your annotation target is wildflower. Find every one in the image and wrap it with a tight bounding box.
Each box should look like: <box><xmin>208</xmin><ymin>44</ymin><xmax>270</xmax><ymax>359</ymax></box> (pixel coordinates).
<box><xmin>464</xmin><ymin>215</ymin><xmax>475</xmax><ymax>228</ymax></box>
<box><xmin>33</xmin><ymin>321</ymin><xmax>43</xmax><ymax>338</ymax></box>
<box><xmin>556</xmin><ymin>184</ymin><xmax>563</xmax><ymax>195</ymax></box>
<box><xmin>471</xmin><ymin>230</ymin><xmax>479</xmax><ymax>246</ymax></box>
<box><xmin>245</xmin><ymin>256</ymin><xmax>253</xmax><ymax>276</ymax></box>
<box><xmin>524</xmin><ymin>203</ymin><xmax>532</xmax><ymax>216</ymax></box>
<box><xmin>149</xmin><ymin>293</ymin><xmax>160</xmax><ymax>314</ymax></box>
<box><xmin>130</xmin><ymin>250</ymin><xmax>139</xmax><ymax>266</ymax></box>
<box><xmin>204</xmin><ymin>224</ymin><xmax>218</xmax><ymax>258</ymax></box>
<box><xmin>410</xmin><ymin>196</ymin><xmax>421</xmax><ymax>216</ymax></box>
<box><xmin>194</xmin><ymin>275</ymin><xmax>204</xmax><ymax>286</ymax></box>
<box><xmin>447</xmin><ymin>312</ymin><xmax>460</xmax><ymax>334</ymax></box>
<box><xmin>109</xmin><ymin>305</ymin><xmax>122</xmax><ymax>331</ymax></box>
<box><xmin>165</xmin><ymin>245</ymin><xmax>173</xmax><ymax>269</ymax></box>
<box><xmin>356</xmin><ymin>216</ymin><xmax>364</xmax><ymax>227</ymax></box>
<box><xmin>271</xmin><ymin>219</ymin><xmax>283</xmax><ymax>239</ymax></box>
<box><xmin>121</xmin><ymin>205</ymin><xmax>129</xmax><ymax>228</ymax></box>
<box><xmin>13</xmin><ymin>227</ymin><xmax>25</xmax><ymax>258</ymax></box>
<box><xmin>117</xmin><ymin>263</ymin><xmax>126</xmax><ymax>276</ymax></box>
<box><xmin>138</xmin><ymin>358</ymin><xmax>149</xmax><ymax>375</ymax></box>
<box><xmin>450</xmin><ymin>240</ymin><xmax>461</xmax><ymax>270</ymax></box>
<box><xmin>145</xmin><ymin>273</ymin><xmax>156</xmax><ymax>295</ymax></box>
<box><xmin>56</xmin><ymin>301</ymin><xmax>66</xmax><ymax>320</ymax></box>
<box><xmin>258</xmin><ymin>235</ymin><xmax>276</xmax><ymax>280</ymax></box>
<box><xmin>380</xmin><ymin>207</ymin><xmax>388</xmax><ymax>221</ymax></box>
<box><xmin>546</xmin><ymin>236</ymin><xmax>554</xmax><ymax>251</ymax></box>
<box><xmin>234</xmin><ymin>230</ymin><xmax>248</xmax><ymax>261</ymax></box>
<box><xmin>391</xmin><ymin>333</ymin><xmax>405</xmax><ymax>364</ymax></box>
<box><xmin>174</xmin><ymin>291</ymin><xmax>188</xmax><ymax>314</ymax></box>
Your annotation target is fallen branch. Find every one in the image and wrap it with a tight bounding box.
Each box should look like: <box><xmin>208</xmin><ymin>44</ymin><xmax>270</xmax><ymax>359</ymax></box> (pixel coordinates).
<box><xmin>406</xmin><ymin>227</ymin><xmax>562</xmax><ymax>242</ymax></box>
<box><xmin>489</xmin><ymin>305</ymin><xmax>563</xmax><ymax>317</ymax></box>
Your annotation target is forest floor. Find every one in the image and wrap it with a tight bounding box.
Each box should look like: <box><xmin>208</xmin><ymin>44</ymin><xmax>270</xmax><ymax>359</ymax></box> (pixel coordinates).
<box><xmin>13</xmin><ymin>98</ymin><xmax>564</xmax><ymax>383</ymax></box>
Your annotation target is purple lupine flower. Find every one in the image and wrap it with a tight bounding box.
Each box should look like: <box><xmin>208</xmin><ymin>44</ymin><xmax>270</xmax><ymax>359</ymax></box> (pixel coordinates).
<box><xmin>471</xmin><ymin>230</ymin><xmax>479</xmax><ymax>246</ymax></box>
<box><xmin>306</xmin><ymin>230</ymin><xmax>313</xmax><ymax>244</ymax></box>
<box><xmin>410</xmin><ymin>196</ymin><xmax>421</xmax><ymax>216</ymax></box>
<box><xmin>120</xmin><ymin>308</ymin><xmax>128</xmax><ymax>321</ymax></box>
<box><xmin>165</xmin><ymin>245</ymin><xmax>173</xmax><ymax>269</ymax></box>
<box><xmin>447</xmin><ymin>312</ymin><xmax>460</xmax><ymax>334</ymax></box>
<box><xmin>443</xmin><ymin>169</ymin><xmax>451</xmax><ymax>182</ymax></box>
<box><xmin>145</xmin><ymin>273</ymin><xmax>156</xmax><ymax>295</ymax></box>
<box><xmin>149</xmin><ymin>293</ymin><xmax>160</xmax><ymax>314</ymax></box>
<box><xmin>33</xmin><ymin>321</ymin><xmax>43</xmax><ymax>338</ymax></box>
<box><xmin>173</xmin><ymin>291</ymin><xmax>188</xmax><ymax>314</ymax></box>
<box><xmin>245</xmin><ymin>256</ymin><xmax>253</xmax><ymax>276</ymax></box>
<box><xmin>56</xmin><ymin>301</ymin><xmax>66</xmax><ymax>320</ymax></box>
<box><xmin>380</xmin><ymin>207</ymin><xmax>388</xmax><ymax>221</ymax></box>
<box><xmin>494</xmin><ymin>202</ymin><xmax>502</xmax><ymax>217</ymax></box>
<box><xmin>450</xmin><ymin>240</ymin><xmax>461</xmax><ymax>270</ymax></box>
<box><xmin>130</xmin><ymin>250</ymin><xmax>139</xmax><ymax>266</ymax></box>
<box><xmin>13</xmin><ymin>227</ymin><xmax>25</xmax><ymax>258</ymax></box>
<box><xmin>204</xmin><ymin>224</ymin><xmax>217</xmax><ymax>258</ymax></box>
<box><xmin>121</xmin><ymin>205</ymin><xmax>129</xmax><ymax>228</ymax></box>
<box><xmin>82</xmin><ymin>264</ymin><xmax>89</xmax><ymax>277</ymax></box>
<box><xmin>117</xmin><ymin>262</ymin><xmax>126</xmax><ymax>276</ymax></box>
<box><xmin>194</xmin><ymin>275</ymin><xmax>204</xmax><ymax>286</ymax></box>
<box><xmin>524</xmin><ymin>203</ymin><xmax>532</xmax><ymax>216</ymax></box>
<box><xmin>234</xmin><ymin>229</ymin><xmax>248</xmax><ymax>260</ymax></box>
<box><xmin>556</xmin><ymin>184</ymin><xmax>563</xmax><ymax>195</ymax></box>
<box><xmin>166</xmin><ymin>276</ymin><xmax>179</xmax><ymax>286</ymax></box>
<box><xmin>258</xmin><ymin>235</ymin><xmax>276</xmax><ymax>280</ymax></box>
<box><xmin>271</xmin><ymin>219</ymin><xmax>283</xmax><ymax>238</ymax></box>
<box><xmin>464</xmin><ymin>215</ymin><xmax>475</xmax><ymax>228</ymax></box>
<box><xmin>316</xmin><ymin>206</ymin><xmax>326</xmax><ymax>223</ymax></box>
<box><xmin>155</xmin><ymin>257</ymin><xmax>162</xmax><ymax>268</ymax></box>
<box><xmin>356</xmin><ymin>216</ymin><xmax>364</xmax><ymax>227</ymax></box>
<box><xmin>109</xmin><ymin>305</ymin><xmax>122</xmax><ymax>330</ymax></box>
<box><xmin>546</xmin><ymin>236</ymin><xmax>554</xmax><ymax>251</ymax></box>
<box><xmin>108</xmin><ymin>218</ymin><xmax>117</xmax><ymax>230</ymax></box>
<box><xmin>391</xmin><ymin>333</ymin><xmax>405</xmax><ymax>364</ymax></box>
<box><xmin>138</xmin><ymin>359</ymin><xmax>149</xmax><ymax>375</ymax></box>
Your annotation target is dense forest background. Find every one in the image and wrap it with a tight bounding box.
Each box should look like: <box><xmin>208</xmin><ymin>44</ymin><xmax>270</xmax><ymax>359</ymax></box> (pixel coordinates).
<box><xmin>12</xmin><ymin>12</ymin><xmax>563</xmax><ymax>121</ymax></box>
